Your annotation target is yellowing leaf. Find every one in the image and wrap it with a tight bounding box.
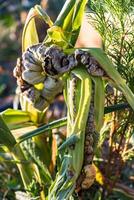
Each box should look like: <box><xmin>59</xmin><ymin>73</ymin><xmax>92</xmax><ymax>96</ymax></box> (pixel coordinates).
<box><xmin>45</xmin><ymin>0</ymin><xmax>88</xmax><ymax>48</ymax></box>
<box><xmin>22</xmin><ymin>8</ymin><xmax>39</xmax><ymax>52</ymax></box>
<box><xmin>94</xmin><ymin>164</ymin><xmax>104</xmax><ymax>186</ymax></box>
<box><xmin>45</xmin><ymin>26</ymin><xmax>70</xmax><ymax>47</ymax></box>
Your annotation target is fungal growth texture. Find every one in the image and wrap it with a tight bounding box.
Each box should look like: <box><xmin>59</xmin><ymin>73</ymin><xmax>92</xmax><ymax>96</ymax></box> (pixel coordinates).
<box><xmin>14</xmin><ymin>44</ymin><xmax>105</xmax><ymax>111</ymax></box>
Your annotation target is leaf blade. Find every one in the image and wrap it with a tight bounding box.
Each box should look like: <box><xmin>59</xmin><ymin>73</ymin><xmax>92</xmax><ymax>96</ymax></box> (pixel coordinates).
<box><xmin>22</xmin><ymin>8</ymin><xmax>39</xmax><ymax>52</ymax></box>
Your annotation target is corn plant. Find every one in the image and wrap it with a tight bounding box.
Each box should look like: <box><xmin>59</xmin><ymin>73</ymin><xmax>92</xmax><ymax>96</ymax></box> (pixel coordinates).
<box><xmin>0</xmin><ymin>0</ymin><xmax>134</xmax><ymax>199</ymax></box>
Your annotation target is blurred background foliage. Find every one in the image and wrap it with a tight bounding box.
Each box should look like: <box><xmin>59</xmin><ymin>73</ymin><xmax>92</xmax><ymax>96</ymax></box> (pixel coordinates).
<box><xmin>0</xmin><ymin>0</ymin><xmax>134</xmax><ymax>199</ymax></box>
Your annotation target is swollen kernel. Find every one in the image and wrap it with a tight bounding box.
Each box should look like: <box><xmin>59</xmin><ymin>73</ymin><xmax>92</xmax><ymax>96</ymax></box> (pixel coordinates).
<box><xmin>81</xmin><ymin>165</ymin><xmax>96</xmax><ymax>189</ymax></box>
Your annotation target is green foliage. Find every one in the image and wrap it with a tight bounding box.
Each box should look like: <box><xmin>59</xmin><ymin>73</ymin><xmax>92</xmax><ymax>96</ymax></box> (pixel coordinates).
<box><xmin>1</xmin><ymin>109</ymin><xmax>30</xmax><ymax>129</ymax></box>
<box><xmin>45</xmin><ymin>0</ymin><xmax>88</xmax><ymax>48</ymax></box>
<box><xmin>17</xmin><ymin>117</ymin><xmax>67</xmax><ymax>143</ymax></box>
<box><xmin>27</xmin><ymin>178</ymin><xmax>41</xmax><ymax>197</ymax></box>
<box><xmin>0</xmin><ymin>116</ymin><xmax>16</xmax><ymax>150</ymax></box>
<box><xmin>89</xmin><ymin>0</ymin><xmax>134</xmax><ymax>91</ymax></box>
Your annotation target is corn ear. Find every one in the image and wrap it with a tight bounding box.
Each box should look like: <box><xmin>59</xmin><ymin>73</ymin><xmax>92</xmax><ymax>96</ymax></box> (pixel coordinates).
<box><xmin>49</xmin><ymin>67</ymin><xmax>92</xmax><ymax>199</ymax></box>
<box><xmin>67</xmin><ymin>68</ymin><xmax>92</xmax><ymax>175</ymax></box>
<box><xmin>21</xmin><ymin>7</ymin><xmax>48</xmax><ymax>122</ymax></box>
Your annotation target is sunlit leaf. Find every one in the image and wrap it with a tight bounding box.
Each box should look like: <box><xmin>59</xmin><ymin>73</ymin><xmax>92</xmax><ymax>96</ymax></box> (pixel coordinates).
<box><xmin>91</xmin><ymin>77</ymin><xmax>105</xmax><ymax>132</ymax></box>
<box><xmin>35</xmin><ymin>5</ymin><xmax>53</xmax><ymax>27</ymax></box>
<box><xmin>0</xmin><ymin>116</ymin><xmax>16</xmax><ymax>150</ymax></box>
<box><xmin>17</xmin><ymin>117</ymin><xmax>67</xmax><ymax>143</ymax></box>
<box><xmin>22</xmin><ymin>8</ymin><xmax>39</xmax><ymax>52</ymax></box>
<box><xmin>45</xmin><ymin>0</ymin><xmax>88</xmax><ymax>48</ymax></box>
<box><xmin>1</xmin><ymin>109</ymin><xmax>30</xmax><ymax>126</ymax></box>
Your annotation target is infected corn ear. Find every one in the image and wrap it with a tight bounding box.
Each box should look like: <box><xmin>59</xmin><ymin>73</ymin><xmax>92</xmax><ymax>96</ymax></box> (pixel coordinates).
<box><xmin>81</xmin><ymin>165</ymin><xmax>96</xmax><ymax>189</ymax></box>
<box><xmin>22</xmin><ymin>70</ymin><xmax>45</xmax><ymax>85</ymax></box>
<box><xmin>49</xmin><ymin>68</ymin><xmax>92</xmax><ymax>199</ymax></box>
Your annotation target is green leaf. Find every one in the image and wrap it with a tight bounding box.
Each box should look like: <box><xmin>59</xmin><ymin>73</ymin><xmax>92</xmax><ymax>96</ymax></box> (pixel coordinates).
<box><xmin>35</xmin><ymin>5</ymin><xmax>53</xmax><ymax>27</ymax></box>
<box><xmin>17</xmin><ymin>101</ymin><xmax>132</xmax><ymax>144</ymax></box>
<box><xmin>17</xmin><ymin>117</ymin><xmax>67</xmax><ymax>143</ymax></box>
<box><xmin>48</xmin><ymin>155</ymin><xmax>75</xmax><ymax>200</ymax></box>
<box><xmin>54</xmin><ymin>0</ymin><xmax>76</xmax><ymax>28</ymax></box>
<box><xmin>58</xmin><ymin>134</ymin><xmax>79</xmax><ymax>151</ymax></box>
<box><xmin>9</xmin><ymin>122</ymin><xmax>35</xmax><ymax>131</ymax></box>
<box><xmin>1</xmin><ymin>109</ymin><xmax>30</xmax><ymax>126</ymax></box>
<box><xmin>44</xmin><ymin>0</ymin><xmax>76</xmax><ymax>47</ymax></box>
<box><xmin>91</xmin><ymin>77</ymin><xmax>105</xmax><ymax>132</ymax></box>
<box><xmin>104</xmin><ymin>103</ymin><xmax>130</xmax><ymax>114</ymax></box>
<box><xmin>44</xmin><ymin>0</ymin><xmax>88</xmax><ymax>48</ymax></box>
<box><xmin>0</xmin><ymin>116</ymin><xmax>16</xmax><ymax>150</ymax></box>
<box><xmin>70</xmin><ymin>0</ymin><xmax>88</xmax><ymax>45</ymax></box>
<box><xmin>66</xmin><ymin>67</ymin><xmax>92</xmax><ymax>173</ymax></box>
<box><xmin>22</xmin><ymin>140</ymin><xmax>52</xmax><ymax>185</ymax></box>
